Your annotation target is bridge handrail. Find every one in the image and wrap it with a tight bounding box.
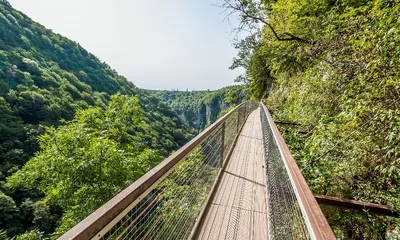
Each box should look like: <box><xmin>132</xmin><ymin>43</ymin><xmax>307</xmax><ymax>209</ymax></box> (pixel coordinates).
<box><xmin>260</xmin><ymin>102</ymin><xmax>335</xmax><ymax>240</ymax></box>
<box><xmin>59</xmin><ymin>101</ymin><xmax>257</xmax><ymax>240</ymax></box>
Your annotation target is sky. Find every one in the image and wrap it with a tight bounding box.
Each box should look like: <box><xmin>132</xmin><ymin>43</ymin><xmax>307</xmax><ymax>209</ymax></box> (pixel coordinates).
<box><xmin>8</xmin><ymin>0</ymin><xmax>243</xmax><ymax>90</ymax></box>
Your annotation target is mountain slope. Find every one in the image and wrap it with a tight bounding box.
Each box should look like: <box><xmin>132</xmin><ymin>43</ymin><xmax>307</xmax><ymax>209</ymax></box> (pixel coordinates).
<box><xmin>0</xmin><ymin>2</ymin><xmax>193</xmax><ymax>237</ymax></box>
<box><xmin>0</xmin><ymin>1</ymin><xmax>192</xmax><ymax>170</ymax></box>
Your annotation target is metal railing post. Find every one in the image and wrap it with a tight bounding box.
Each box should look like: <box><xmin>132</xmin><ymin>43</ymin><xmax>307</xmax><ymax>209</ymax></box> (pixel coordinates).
<box><xmin>244</xmin><ymin>102</ymin><xmax>247</xmax><ymax>119</ymax></box>
<box><xmin>220</xmin><ymin>122</ymin><xmax>225</xmax><ymax>168</ymax></box>
<box><xmin>237</xmin><ymin>107</ymin><xmax>241</xmax><ymax>133</ymax></box>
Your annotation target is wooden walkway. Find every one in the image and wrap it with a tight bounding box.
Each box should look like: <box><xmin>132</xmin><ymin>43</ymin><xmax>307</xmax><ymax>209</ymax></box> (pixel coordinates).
<box><xmin>196</xmin><ymin>108</ymin><xmax>268</xmax><ymax>240</ymax></box>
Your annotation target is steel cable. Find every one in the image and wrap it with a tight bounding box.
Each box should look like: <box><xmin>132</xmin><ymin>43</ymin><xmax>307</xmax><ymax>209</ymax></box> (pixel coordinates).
<box><xmin>120</xmin><ymin>128</ymin><xmax>224</xmax><ymax>239</ymax></box>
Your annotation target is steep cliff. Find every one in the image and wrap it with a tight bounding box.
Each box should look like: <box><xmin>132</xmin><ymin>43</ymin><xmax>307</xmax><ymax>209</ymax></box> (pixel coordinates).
<box><xmin>150</xmin><ymin>85</ymin><xmax>248</xmax><ymax>131</ymax></box>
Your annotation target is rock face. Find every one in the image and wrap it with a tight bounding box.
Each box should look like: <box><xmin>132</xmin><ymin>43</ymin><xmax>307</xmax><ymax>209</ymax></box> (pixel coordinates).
<box><xmin>149</xmin><ymin>86</ymin><xmax>247</xmax><ymax>131</ymax></box>
<box><xmin>196</xmin><ymin>95</ymin><xmax>225</xmax><ymax>129</ymax></box>
<box><xmin>180</xmin><ymin>96</ymin><xmax>224</xmax><ymax>130</ymax></box>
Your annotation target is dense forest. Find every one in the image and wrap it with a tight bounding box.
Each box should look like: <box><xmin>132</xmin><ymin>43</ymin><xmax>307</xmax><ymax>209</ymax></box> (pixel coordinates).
<box><xmin>225</xmin><ymin>0</ymin><xmax>399</xmax><ymax>238</ymax></box>
<box><xmin>149</xmin><ymin>85</ymin><xmax>248</xmax><ymax>130</ymax></box>
<box><xmin>0</xmin><ymin>1</ymin><xmax>194</xmax><ymax>239</ymax></box>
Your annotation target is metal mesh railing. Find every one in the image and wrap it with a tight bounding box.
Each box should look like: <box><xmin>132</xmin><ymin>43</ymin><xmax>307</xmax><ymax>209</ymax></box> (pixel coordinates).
<box><xmin>260</xmin><ymin>104</ymin><xmax>311</xmax><ymax>240</ymax></box>
<box><xmin>60</xmin><ymin>101</ymin><xmax>258</xmax><ymax>240</ymax></box>
<box><xmin>101</xmin><ymin>127</ymin><xmax>224</xmax><ymax>240</ymax></box>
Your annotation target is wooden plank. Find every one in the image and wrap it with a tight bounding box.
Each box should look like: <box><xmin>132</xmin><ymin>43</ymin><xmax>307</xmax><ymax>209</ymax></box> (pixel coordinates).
<box><xmin>225</xmin><ymin>207</ymin><xmax>240</xmax><ymax>240</ymax></box>
<box><xmin>250</xmin><ymin>136</ymin><xmax>257</xmax><ymax>240</ymax></box>
<box><xmin>237</xmin><ymin>208</ymin><xmax>252</xmax><ymax>240</ymax></box>
<box><xmin>253</xmin><ymin>212</ymin><xmax>268</xmax><ymax>240</ymax></box>
<box><xmin>214</xmin><ymin>172</ymin><xmax>229</xmax><ymax>205</ymax></box>
<box><xmin>241</xmin><ymin>147</ymin><xmax>254</xmax><ymax>211</ymax></box>
<box><xmin>195</xmin><ymin>108</ymin><xmax>268</xmax><ymax>240</ymax></box>
<box><xmin>231</xmin><ymin>158</ymin><xmax>247</xmax><ymax>209</ymax></box>
<box><xmin>218</xmin><ymin>141</ymin><xmax>247</xmax><ymax>239</ymax></box>
<box><xmin>315</xmin><ymin>195</ymin><xmax>399</xmax><ymax>217</ymax></box>
<box><xmin>198</xmin><ymin>204</ymin><xmax>218</xmax><ymax>240</ymax></box>
<box><xmin>254</xmin><ymin>130</ymin><xmax>267</xmax><ymax>214</ymax></box>
<box><xmin>207</xmin><ymin>204</ymin><xmax>225</xmax><ymax>240</ymax></box>
<box><xmin>218</xmin><ymin>136</ymin><xmax>244</xmax><ymax>206</ymax></box>
<box><xmin>253</xmin><ymin>133</ymin><xmax>266</xmax><ymax>214</ymax></box>
<box><xmin>218</xmin><ymin>205</ymin><xmax>232</xmax><ymax>239</ymax></box>
<box><xmin>252</xmin><ymin>110</ymin><xmax>268</xmax><ymax>240</ymax></box>
<box><xmin>233</xmin><ymin>110</ymin><xmax>255</xmax><ymax>239</ymax></box>
<box><xmin>190</xmin><ymin>105</ymin><xmax>256</xmax><ymax>240</ymax></box>
<box><xmin>194</xmin><ymin>110</ymin><xmax>253</xmax><ymax>239</ymax></box>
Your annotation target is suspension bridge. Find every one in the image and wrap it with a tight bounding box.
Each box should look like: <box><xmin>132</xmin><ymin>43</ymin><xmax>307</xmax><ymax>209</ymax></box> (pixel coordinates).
<box><xmin>59</xmin><ymin>102</ymin><xmax>394</xmax><ymax>240</ymax></box>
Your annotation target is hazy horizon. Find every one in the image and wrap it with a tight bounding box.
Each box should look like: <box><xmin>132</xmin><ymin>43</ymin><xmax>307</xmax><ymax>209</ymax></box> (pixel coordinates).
<box><xmin>8</xmin><ymin>0</ymin><xmax>244</xmax><ymax>90</ymax></box>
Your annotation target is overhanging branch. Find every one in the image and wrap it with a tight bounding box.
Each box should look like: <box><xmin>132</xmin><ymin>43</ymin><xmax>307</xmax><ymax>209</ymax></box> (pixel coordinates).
<box><xmin>223</xmin><ymin>0</ymin><xmax>313</xmax><ymax>44</ymax></box>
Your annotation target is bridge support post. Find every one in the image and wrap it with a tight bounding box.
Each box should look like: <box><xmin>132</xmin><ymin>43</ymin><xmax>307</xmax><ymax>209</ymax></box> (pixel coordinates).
<box><xmin>237</xmin><ymin>107</ymin><xmax>241</xmax><ymax>133</ymax></box>
<box><xmin>245</xmin><ymin>102</ymin><xmax>248</xmax><ymax>120</ymax></box>
<box><xmin>220</xmin><ymin>122</ymin><xmax>225</xmax><ymax>168</ymax></box>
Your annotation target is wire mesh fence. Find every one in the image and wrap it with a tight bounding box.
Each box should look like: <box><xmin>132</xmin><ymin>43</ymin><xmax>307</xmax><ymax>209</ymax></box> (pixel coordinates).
<box><xmin>260</xmin><ymin>104</ymin><xmax>311</xmax><ymax>240</ymax></box>
<box><xmin>89</xmin><ymin>101</ymin><xmax>258</xmax><ymax>240</ymax></box>
<box><xmin>102</xmin><ymin>128</ymin><xmax>222</xmax><ymax>240</ymax></box>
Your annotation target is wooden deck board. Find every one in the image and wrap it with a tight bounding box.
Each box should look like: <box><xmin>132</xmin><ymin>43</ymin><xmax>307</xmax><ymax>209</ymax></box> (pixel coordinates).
<box><xmin>196</xmin><ymin>108</ymin><xmax>268</xmax><ymax>240</ymax></box>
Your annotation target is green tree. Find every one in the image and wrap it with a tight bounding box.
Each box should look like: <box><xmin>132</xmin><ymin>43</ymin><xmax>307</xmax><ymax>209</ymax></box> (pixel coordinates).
<box><xmin>0</xmin><ymin>191</ymin><xmax>19</xmax><ymax>236</ymax></box>
<box><xmin>0</xmin><ymin>97</ymin><xmax>26</xmax><ymax>176</ymax></box>
<box><xmin>8</xmin><ymin>95</ymin><xmax>163</xmax><ymax>236</ymax></box>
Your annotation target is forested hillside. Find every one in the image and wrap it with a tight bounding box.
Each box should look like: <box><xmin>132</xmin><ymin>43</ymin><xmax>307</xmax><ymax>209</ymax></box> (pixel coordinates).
<box><xmin>226</xmin><ymin>0</ymin><xmax>400</xmax><ymax>238</ymax></box>
<box><xmin>149</xmin><ymin>85</ymin><xmax>248</xmax><ymax>130</ymax></box>
<box><xmin>0</xmin><ymin>2</ymin><xmax>193</xmax><ymax>238</ymax></box>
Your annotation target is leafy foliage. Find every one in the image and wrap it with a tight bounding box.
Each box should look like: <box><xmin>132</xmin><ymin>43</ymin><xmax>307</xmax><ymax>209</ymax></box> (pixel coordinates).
<box><xmin>0</xmin><ymin>191</ymin><xmax>19</xmax><ymax>235</ymax></box>
<box><xmin>8</xmin><ymin>95</ymin><xmax>164</xmax><ymax>236</ymax></box>
<box><xmin>229</xmin><ymin>0</ymin><xmax>400</xmax><ymax>238</ymax></box>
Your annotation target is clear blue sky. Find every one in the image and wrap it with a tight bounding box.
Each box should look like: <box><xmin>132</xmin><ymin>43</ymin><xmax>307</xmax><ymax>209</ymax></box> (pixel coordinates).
<box><xmin>8</xmin><ymin>0</ymin><xmax>243</xmax><ymax>90</ymax></box>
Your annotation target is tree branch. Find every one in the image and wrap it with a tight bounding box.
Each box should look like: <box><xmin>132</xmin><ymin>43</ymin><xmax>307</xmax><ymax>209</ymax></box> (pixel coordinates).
<box><xmin>223</xmin><ymin>0</ymin><xmax>313</xmax><ymax>44</ymax></box>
